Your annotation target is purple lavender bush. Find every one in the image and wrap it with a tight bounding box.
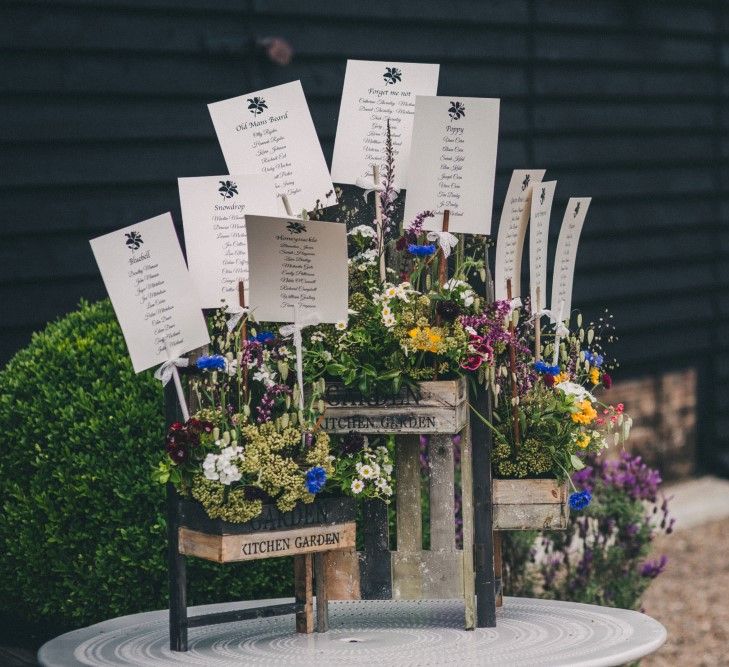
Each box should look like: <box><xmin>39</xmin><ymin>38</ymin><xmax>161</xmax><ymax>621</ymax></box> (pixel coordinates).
<box><xmin>533</xmin><ymin>452</ymin><xmax>674</xmax><ymax>609</ymax></box>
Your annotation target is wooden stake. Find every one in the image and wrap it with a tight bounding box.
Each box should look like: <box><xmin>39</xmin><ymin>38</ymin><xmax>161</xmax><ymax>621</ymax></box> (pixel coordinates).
<box><xmin>493</xmin><ymin>532</ymin><xmax>503</xmax><ymax>607</ymax></box>
<box><xmin>438</xmin><ymin>209</ymin><xmax>450</xmax><ymax>287</ymax></box>
<box><xmin>506</xmin><ymin>279</ymin><xmax>521</xmax><ymax>451</ymax></box>
<box><xmin>281</xmin><ymin>193</ymin><xmax>293</xmax><ymax>217</ymax></box>
<box><xmin>372</xmin><ymin>164</ymin><xmax>386</xmax><ymax>284</ymax></box>
<box><xmin>534</xmin><ymin>286</ymin><xmax>541</xmax><ymax>361</ymax></box>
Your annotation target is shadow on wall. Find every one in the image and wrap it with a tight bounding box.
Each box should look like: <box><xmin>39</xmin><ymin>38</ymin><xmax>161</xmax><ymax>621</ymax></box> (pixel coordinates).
<box><xmin>609</xmin><ymin>368</ymin><xmax>696</xmax><ymax>480</ymax></box>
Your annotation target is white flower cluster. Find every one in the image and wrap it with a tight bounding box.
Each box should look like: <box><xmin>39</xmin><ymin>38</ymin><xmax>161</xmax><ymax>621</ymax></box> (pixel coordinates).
<box><xmin>443</xmin><ymin>278</ymin><xmax>475</xmax><ymax>307</ymax></box>
<box><xmin>375</xmin><ymin>282</ymin><xmax>415</xmax><ymax>328</ymax></box>
<box><xmin>348</xmin><ymin>225</ymin><xmax>376</xmax><ymax>238</ymax></box>
<box><xmin>350</xmin><ymin>445</ymin><xmax>394</xmax><ymax>501</ymax></box>
<box><xmin>203</xmin><ymin>443</ymin><xmax>243</xmax><ymax>485</ymax></box>
<box><xmin>349</xmin><ymin>248</ymin><xmax>378</xmax><ymax>271</ymax></box>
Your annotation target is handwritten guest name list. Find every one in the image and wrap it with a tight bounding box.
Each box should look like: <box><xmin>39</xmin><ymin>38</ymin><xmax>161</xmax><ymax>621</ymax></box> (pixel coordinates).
<box><xmin>494</xmin><ymin>169</ymin><xmax>546</xmax><ymax>301</ymax></box>
<box><xmin>551</xmin><ymin>197</ymin><xmax>591</xmax><ymax>318</ymax></box>
<box><xmin>208</xmin><ymin>81</ymin><xmax>334</xmax><ymax>213</ymax></box>
<box><xmin>529</xmin><ymin>180</ymin><xmax>557</xmax><ymax>310</ymax></box>
<box><xmin>90</xmin><ymin>213</ymin><xmax>209</xmax><ymax>372</ymax></box>
<box><xmin>404</xmin><ymin>96</ymin><xmax>501</xmax><ymax>235</ymax></box>
<box><xmin>245</xmin><ymin>215</ymin><xmax>348</xmax><ymax>324</ymax></box>
<box><xmin>178</xmin><ymin>174</ymin><xmax>279</xmax><ymax>310</ymax></box>
<box><xmin>331</xmin><ymin>60</ymin><xmax>439</xmax><ymax>188</ymax></box>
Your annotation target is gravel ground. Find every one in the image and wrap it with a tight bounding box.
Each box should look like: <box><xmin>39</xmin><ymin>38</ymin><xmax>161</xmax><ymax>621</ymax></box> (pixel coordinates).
<box><xmin>642</xmin><ymin>518</ymin><xmax>729</xmax><ymax>666</ymax></box>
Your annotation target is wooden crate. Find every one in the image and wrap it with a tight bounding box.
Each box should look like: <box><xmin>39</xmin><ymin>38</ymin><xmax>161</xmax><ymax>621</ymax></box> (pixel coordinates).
<box><xmin>178</xmin><ymin>496</ymin><xmax>357</xmax><ymax>563</ymax></box>
<box><xmin>321</xmin><ymin>378</ymin><xmax>468</xmax><ymax>435</ymax></box>
<box><xmin>492</xmin><ymin>478</ymin><xmax>569</xmax><ymax>530</ymax></box>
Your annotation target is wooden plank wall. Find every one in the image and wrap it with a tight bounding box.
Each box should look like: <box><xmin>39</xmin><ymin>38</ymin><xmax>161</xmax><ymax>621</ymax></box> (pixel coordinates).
<box><xmin>0</xmin><ymin>0</ymin><xmax>724</xmax><ymax>466</ymax></box>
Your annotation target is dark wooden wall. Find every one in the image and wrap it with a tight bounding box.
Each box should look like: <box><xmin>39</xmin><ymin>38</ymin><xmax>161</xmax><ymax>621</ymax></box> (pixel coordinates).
<box><xmin>0</xmin><ymin>0</ymin><xmax>724</xmax><ymax>468</ymax></box>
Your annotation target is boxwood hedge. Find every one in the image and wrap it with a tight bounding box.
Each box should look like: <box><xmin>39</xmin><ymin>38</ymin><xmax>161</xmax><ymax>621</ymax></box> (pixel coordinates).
<box><xmin>0</xmin><ymin>300</ymin><xmax>291</xmax><ymax>633</ymax></box>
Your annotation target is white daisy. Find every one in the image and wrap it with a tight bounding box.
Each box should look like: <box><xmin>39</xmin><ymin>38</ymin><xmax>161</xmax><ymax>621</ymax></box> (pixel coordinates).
<box><xmin>384</xmin><ymin>286</ymin><xmax>398</xmax><ymax>299</ymax></box>
<box><xmin>351</xmin><ymin>479</ymin><xmax>365</xmax><ymax>494</ymax></box>
<box><xmin>335</xmin><ymin>320</ymin><xmax>348</xmax><ymax>331</ymax></box>
<box><xmin>359</xmin><ymin>464</ymin><xmax>375</xmax><ymax>479</ymax></box>
<box><xmin>348</xmin><ymin>225</ymin><xmax>376</xmax><ymax>238</ymax></box>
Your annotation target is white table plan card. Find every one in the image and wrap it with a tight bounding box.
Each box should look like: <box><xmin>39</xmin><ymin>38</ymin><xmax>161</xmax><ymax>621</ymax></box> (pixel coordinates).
<box><xmin>208</xmin><ymin>81</ymin><xmax>335</xmax><ymax>213</ymax></box>
<box><xmin>403</xmin><ymin>95</ymin><xmax>500</xmax><ymax>234</ymax></box>
<box><xmin>493</xmin><ymin>169</ymin><xmax>546</xmax><ymax>301</ymax></box>
<box><xmin>529</xmin><ymin>180</ymin><xmax>557</xmax><ymax>312</ymax></box>
<box><xmin>244</xmin><ymin>215</ymin><xmax>348</xmax><ymax>324</ymax></box>
<box><xmin>90</xmin><ymin>212</ymin><xmax>209</xmax><ymax>373</ymax></box>
<box><xmin>178</xmin><ymin>174</ymin><xmax>280</xmax><ymax>311</ymax></box>
<box><xmin>330</xmin><ymin>60</ymin><xmax>439</xmax><ymax>188</ymax></box>
<box><xmin>551</xmin><ymin>197</ymin><xmax>591</xmax><ymax>320</ymax></box>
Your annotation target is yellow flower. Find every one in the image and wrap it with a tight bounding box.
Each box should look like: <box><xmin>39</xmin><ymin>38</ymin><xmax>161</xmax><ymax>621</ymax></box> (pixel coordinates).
<box><xmin>576</xmin><ymin>434</ymin><xmax>591</xmax><ymax>449</ymax></box>
<box><xmin>408</xmin><ymin>327</ymin><xmax>419</xmax><ymax>339</ymax></box>
<box><xmin>554</xmin><ymin>371</ymin><xmax>570</xmax><ymax>384</ymax></box>
<box><xmin>571</xmin><ymin>399</ymin><xmax>597</xmax><ymax>425</ymax></box>
<box><xmin>589</xmin><ymin>368</ymin><xmax>600</xmax><ymax>385</ymax></box>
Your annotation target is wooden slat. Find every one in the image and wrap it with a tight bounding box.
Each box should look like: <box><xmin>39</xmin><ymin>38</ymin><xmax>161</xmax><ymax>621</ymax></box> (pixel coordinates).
<box><xmin>313</xmin><ymin>552</ymin><xmax>328</xmax><ymax>632</ymax></box>
<box><xmin>322</xmin><ymin>548</ymin><xmax>360</xmax><ymax>601</ymax></box>
<box><xmin>428</xmin><ymin>435</ymin><xmax>456</xmax><ymax>551</ymax></box>
<box><xmin>460</xmin><ymin>422</ymin><xmax>476</xmax><ymax>629</ymax></box>
<box><xmin>294</xmin><ymin>554</ymin><xmax>314</xmax><ymax>634</ymax></box>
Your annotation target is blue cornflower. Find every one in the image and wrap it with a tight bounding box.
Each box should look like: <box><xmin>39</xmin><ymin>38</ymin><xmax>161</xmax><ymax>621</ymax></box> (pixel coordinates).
<box><xmin>534</xmin><ymin>360</ymin><xmax>560</xmax><ymax>374</ymax></box>
<box><xmin>583</xmin><ymin>351</ymin><xmax>603</xmax><ymax>367</ymax></box>
<box><xmin>407</xmin><ymin>243</ymin><xmax>437</xmax><ymax>257</ymax></box>
<box><xmin>249</xmin><ymin>331</ymin><xmax>275</xmax><ymax>344</ymax></box>
<box><xmin>569</xmin><ymin>490</ymin><xmax>592</xmax><ymax>511</ymax></box>
<box><xmin>196</xmin><ymin>355</ymin><xmax>227</xmax><ymax>371</ymax></box>
<box><xmin>305</xmin><ymin>466</ymin><xmax>327</xmax><ymax>494</ymax></box>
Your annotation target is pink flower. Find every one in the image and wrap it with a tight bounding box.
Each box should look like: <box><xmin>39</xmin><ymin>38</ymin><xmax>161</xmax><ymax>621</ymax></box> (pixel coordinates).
<box><xmin>461</xmin><ymin>355</ymin><xmax>483</xmax><ymax>371</ymax></box>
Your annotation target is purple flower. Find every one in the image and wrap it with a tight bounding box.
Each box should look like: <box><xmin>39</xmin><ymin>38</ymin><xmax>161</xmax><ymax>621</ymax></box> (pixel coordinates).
<box><xmin>408</xmin><ymin>243</ymin><xmax>437</xmax><ymax>257</ymax></box>
<box><xmin>640</xmin><ymin>555</ymin><xmax>668</xmax><ymax>578</ymax></box>
<box><xmin>196</xmin><ymin>355</ymin><xmax>227</xmax><ymax>371</ymax></box>
<box><xmin>305</xmin><ymin>466</ymin><xmax>327</xmax><ymax>494</ymax></box>
<box><xmin>569</xmin><ymin>490</ymin><xmax>592</xmax><ymax>511</ymax></box>
<box><xmin>583</xmin><ymin>350</ymin><xmax>604</xmax><ymax>367</ymax></box>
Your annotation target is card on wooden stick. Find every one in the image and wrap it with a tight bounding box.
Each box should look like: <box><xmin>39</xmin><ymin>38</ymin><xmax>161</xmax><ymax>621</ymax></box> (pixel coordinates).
<box><xmin>331</xmin><ymin>60</ymin><xmax>439</xmax><ymax>188</ymax></box>
<box><xmin>245</xmin><ymin>215</ymin><xmax>348</xmax><ymax>324</ymax></box>
<box><xmin>90</xmin><ymin>212</ymin><xmax>209</xmax><ymax>373</ymax></box>
<box><xmin>403</xmin><ymin>95</ymin><xmax>500</xmax><ymax>235</ymax></box>
<box><xmin>208</xmin><ymin>81</ymin><xmax>335</xmax><ymax>213</ymax></box>
<box><xmin>493</xmin><ymin>169</ymin><xmax>546</xmax><ymax>301</ymax></box>
<box><xmin>178</xmin><ymin>174</ymin><xmax>279</xmax><ymax>311</ymax></box>
<box><xmin>529</xmin><ymin>180</ymin><xmax>557</xmax><ymax>311</ymax></box>
<box><xmin>551</xmin><ymin>197</ymin><xmax>591</xmax><ymax>318</ymax></box>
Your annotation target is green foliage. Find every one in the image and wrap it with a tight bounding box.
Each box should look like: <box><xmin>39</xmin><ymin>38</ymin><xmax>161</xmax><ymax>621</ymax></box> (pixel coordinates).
<box><xmin>0</xmin><ymin>300</ymin><xmax>291</xmax><ymax>633</ymax></box>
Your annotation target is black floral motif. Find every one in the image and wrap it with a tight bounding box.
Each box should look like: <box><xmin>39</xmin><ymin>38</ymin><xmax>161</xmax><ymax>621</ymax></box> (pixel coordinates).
<box><xmin>521</xmin><ymin>174</ymin><xmax>531</xmax><ymax>191</ymax></box>
<box><xmin>247</xmin><ymin>97</ymin><xmax>268</xmax><ymax>115</ymax></box>
<box><xmin>448</xmin><ymin>100</ymin><xmax>466</xmax><ymax>120</ymax></box>
<box><xmin>218</xmin><ymin>180</ymin><xmax>238</xmax><ymax>199</ymax></box>
<box><xmin>540</xmin><ymin>187</ymin><xmax>546</xmax><ymax>205</ymax></box>
<box><xmin>125</xmin><ymin>231</ymin><xmax>143</xmax><ymax>250</ymax></box>
<box><xmin>287</xmin><ymin>221</ymin><xmax>306</xmax><ymax>234</ymax></box>
<box><xmin>574</xmin><ymin>202</ymin><xmax>581</xmax><ymax>217</ymax></box>
<box><xmin>383</xmin><ymin>67</ymin><xmax>402</xmax><ymax>85</ymax></box>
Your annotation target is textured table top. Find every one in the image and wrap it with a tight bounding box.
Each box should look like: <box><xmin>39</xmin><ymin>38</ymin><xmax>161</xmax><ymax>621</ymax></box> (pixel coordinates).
<box><xmin>39</xmin><ymin>597</ymin><xmax>666</xmax><ymax>667</ymax></box>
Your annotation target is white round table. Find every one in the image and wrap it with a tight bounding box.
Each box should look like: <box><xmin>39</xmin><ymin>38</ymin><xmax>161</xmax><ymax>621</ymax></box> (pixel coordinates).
<box><xmin>38</xmin><ymin>597</ymin><xmax>666</xmax><ymax>666</ymax></box>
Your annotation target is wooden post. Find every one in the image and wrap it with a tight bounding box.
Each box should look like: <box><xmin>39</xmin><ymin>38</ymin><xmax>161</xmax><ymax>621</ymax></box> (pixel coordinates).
<box><xmin>313</xmin><ymin>552</ymin><xmax>329</xmax><ymax>632</ymax></box>
<box><xmin>294</xmin><ymin>554</ymin><xmax>314</xmax><ymax>633</ymax></box>
<box><xmin>165</xmin><ymin>383</ymin><xmax>188</xmax><ymax>651</ymax></box>
<box><xmin>493</xmin><ymin>532</ymin><xmax>503</xmax><ymax>607</ymax></box>
<box><xmin>359</xmin><ymin>499</ymin><xmax>392</xmax><ymax>599</ymax></box>
<box><xmin>506</xmin><ymin>279</ymin><xmax>521</xmax><ymax>451</ymax></box>
<box><xmin>534</xmin><ymin>286</ymin><xmax>541</xmax><ymax>361</ymax></box>
<box><xmin>460</xmin><ymin>420</ymin><xmax>476</xmax><ymax>629</ymax></box>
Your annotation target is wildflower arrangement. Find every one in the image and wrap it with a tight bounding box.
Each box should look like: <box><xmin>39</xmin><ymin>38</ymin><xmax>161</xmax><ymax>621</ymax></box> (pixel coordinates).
<box><xmin>153</xmin><ymin>309</ymin><xmax>335</xmax><ymax>523</ymax></box>
<box><xmin>473</xmin><ymin>302</ymin><xmax>633</xmax><ymax>511</ymax></box>
<box><xmin>330</xmin><ymin>432</ymin><xmax>395</xmax><ymax>503</ymax></box>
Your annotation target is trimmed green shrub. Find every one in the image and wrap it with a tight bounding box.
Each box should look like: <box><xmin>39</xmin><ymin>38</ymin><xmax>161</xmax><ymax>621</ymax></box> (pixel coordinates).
<box><xmin>0</xmin><ymin>300</ymin><xmax>291</xmax><ymax>633</ymax></box>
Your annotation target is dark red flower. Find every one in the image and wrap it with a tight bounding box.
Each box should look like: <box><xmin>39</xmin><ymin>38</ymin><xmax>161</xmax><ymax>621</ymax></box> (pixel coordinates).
<box><xmin>436</xmin><ymin>299</ymin><xmax>461</xmax><ymax>322</ymax></box>
<box><xmin>201</xmin><ymin>421</ymin><xmax>214</xmax><ymax>434</ymax></box>
<box><xmin>461</xmin><ymin>355</ymin><xmax>483</xmax><ymax>371</ymax></box>
<box><xmin>395</xmin><ymin>236</ymin><xmax>407</xmax><ymax>251</ymax></box>
<box><xmin>602</xmin><ymin>373</ymin><xmax>612</xmax><ymax>389</ymax></box>
<box><xmin>187</xmin><ymin>418</ymin><xmax>203</xmax><ymax>433</ymax></box>
<box><xmin>544</xmin><ymin>374</ymin><xmax>556</xmax><ymax>387</ymax></box>
<box><xmin>169</xmin><ymin>422</ymin><xmax>184</xmax><ymax>432</ymax></box>
<box><xmin>167</xmin><ymin>442</ymin><xmax>188</xmax><ymax>464</ymax></box>
<box><xmin>341</xmin><ymin>431</ymin><xmax>365</xmax><ymax>456</ymax></box>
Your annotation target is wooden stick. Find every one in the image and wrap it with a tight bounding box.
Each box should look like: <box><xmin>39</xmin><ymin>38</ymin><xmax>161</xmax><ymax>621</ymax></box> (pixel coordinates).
<box><xmin>493</xmin><ymin>532</ymin><xmax>503</xmax><ymax>607</ymax></box>
<box><xmin>506</xmin><ymin>279</ymin><xmax>521</xmax><ymax>451</ymax></box>
<box><xmin>534</xmin><ymin>286</ymin><xmax>541</xmax><ymax>361</ymax></box>
<box><xmin>313</xmin><ymin>552</ymin><xmax>329</xmax><ymax>631</ymax></box>
<box><xmin>438</xmin><ymin>209</ymin><xmax>450</xmax><ymax>287</ymax></box>
<box><xmin>281</xmin><ymin>193</ymin><xmax>293</xmax><ymax>217</ymax></box>
<box><xmin>372</xmin><ymin>164</ymin><xmax>386</xmax><ymax>284</ymax></box>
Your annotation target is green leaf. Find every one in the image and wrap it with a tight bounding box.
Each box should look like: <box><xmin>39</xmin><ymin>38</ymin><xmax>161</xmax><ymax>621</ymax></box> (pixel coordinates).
<box><xmin>570</xmin><ymin>454</ymin><xmax>586</xmax><ymax>470</ymax></box>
